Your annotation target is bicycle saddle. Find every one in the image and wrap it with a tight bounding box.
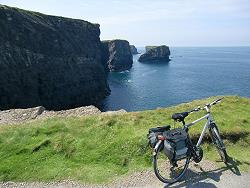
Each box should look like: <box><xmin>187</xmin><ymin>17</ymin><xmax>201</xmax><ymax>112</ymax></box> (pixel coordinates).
<box><xmin>172</xmin><ymin>112</ymin><xmax>189</xmax><ymax>122</ymax></box>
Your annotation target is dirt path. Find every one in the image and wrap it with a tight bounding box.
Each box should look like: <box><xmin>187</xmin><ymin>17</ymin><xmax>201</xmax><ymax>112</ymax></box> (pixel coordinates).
<box><xmin>0</xmin><ymin>160</ymin><xmax>249</xmax><ymax>188</ymax></box>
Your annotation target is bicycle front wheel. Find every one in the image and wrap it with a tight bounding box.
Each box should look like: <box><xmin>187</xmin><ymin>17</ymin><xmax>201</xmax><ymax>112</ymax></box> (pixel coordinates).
<box><xmin>209</xmin><ymin>123</ymin><xmax>228</xmax><ymax>163</ymax></box>
<box><xmin>153</xmin><ymin>143</ymin><xmax>190</xmax><ymax>184</ymax></box>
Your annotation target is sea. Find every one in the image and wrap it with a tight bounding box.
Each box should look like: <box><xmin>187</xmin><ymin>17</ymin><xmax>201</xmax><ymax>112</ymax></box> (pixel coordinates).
<box><xmin>102</xmin><ymin>47</ymin><xmax>250</xmax><ymax>111</ymax></box>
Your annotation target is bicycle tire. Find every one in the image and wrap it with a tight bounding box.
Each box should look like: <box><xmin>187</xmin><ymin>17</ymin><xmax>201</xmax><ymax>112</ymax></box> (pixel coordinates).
<box><xmin>153</xmin><ymin>142</ymin><xmax>190</xmax><ymax>184</ymax></box>
<box><xmin>209</xmin><ymin>123</ymin><xmax>228</xmax><ymax>163</ymax></box>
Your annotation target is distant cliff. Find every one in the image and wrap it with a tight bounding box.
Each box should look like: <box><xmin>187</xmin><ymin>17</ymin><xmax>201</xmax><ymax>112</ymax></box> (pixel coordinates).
<box><xmin>101</xmin><ymin>40</ymin><xmax>133</xmax><ymax>72</ymax></box>
<box><xmin>130</xmin><ymin>45</ymin><xmax>139</xmax><ymax>54</ymax></box>
<box><xmin>139</xmin><ymin>45</ymin><xmax>170</xmax><ymax>62</ymax></box>
<box><xmin>0</xmin><ymin>5</ymin><xmax>110</xmax><ymax>110</ymax></box>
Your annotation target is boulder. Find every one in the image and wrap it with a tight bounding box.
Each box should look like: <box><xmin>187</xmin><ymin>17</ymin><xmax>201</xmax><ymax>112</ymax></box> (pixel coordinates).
<box><xmin>101</xmin><ymin>40</ymin><xmax>133</xmax><ymax>72</ymax></box>
<box><xmin>0</xmin><ymin>5</ymin><xmax>110</xmax><ymax>110</ymax></box>
<box><xmin>130</xmin><ymin>45</ymin><xmax>139</xmax><ymax>54</ymax></box>
<box><xmin>138</xmin><ymin>45</ymin><xmax>171</xmax><ymax>62</ymax></box>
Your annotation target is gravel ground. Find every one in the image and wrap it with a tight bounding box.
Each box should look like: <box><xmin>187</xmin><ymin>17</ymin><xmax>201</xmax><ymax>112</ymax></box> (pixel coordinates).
<box><xmin>0</xmin><ymin>160</ymin><xmax>249</xmax><ymax>188</ymax></box>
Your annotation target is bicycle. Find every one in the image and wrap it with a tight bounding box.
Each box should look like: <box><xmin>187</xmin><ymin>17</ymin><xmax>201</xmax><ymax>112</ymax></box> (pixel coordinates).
<box><xmin>149</xmin><ymin>98</ymin><xmax>228</xmax><ymax>184</ymax></box>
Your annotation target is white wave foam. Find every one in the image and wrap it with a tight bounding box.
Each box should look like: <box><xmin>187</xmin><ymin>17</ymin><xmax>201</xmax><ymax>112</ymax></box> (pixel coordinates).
<box><xmin>119</xmin><ymin>70</ymin><xmax>130</xmax><ymax>74</ymax></box>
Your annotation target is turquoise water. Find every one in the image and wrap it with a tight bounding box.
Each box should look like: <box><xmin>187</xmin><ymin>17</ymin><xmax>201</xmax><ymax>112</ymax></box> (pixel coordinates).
<box><xmin>102</xmin><ymin>47</ymin><xmax>250</xmax><ymax>111</ymax></box>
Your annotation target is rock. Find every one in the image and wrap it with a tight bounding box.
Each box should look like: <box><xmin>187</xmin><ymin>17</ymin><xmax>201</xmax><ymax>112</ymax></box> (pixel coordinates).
<box><xmin>130</xmin><ymin>45</ymin><xmax>139</xmax><ymax>54</ymax></box>
<box><xmin>0</xmin><ymin>106</ymin><xmax>45</xmax><ymax>124</ymax></box>
<box><xmin>138</xmin><ymin>45</ymin><xmax>171</xmax><ymax>63</ymax></box>
<box><xmin>41</xmin><ymin>105</ymin><xmax>102</xmax><ymax>118</ymax></box>
<box><xmin>0</xmin><ymin>5</ymin><xmax>110</xmax><ymax>110</ymax></box>
<box><xmin>101</xmin><ymin>39</ymin><xmax>133</xmax><ymax>72</ymax></box>
<box><xmin>102</xmin><ymin>109</ymin><xmax>127</xmax><ymax>115</ymax></box>
<box><xmin>0</xmin><ymin>105</ymin><xmax>129</xmax><ymax>125</ymax></box>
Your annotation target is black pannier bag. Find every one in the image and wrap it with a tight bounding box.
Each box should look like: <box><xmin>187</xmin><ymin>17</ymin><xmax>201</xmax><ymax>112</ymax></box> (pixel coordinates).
<box><xmin>163</xmin><ymin>128</ymin><xmax>188</xmax><ymax>161</ymax></box>
<box><xmin>148</xmin><ymin>125</ymin><xmax>170</xmax><ymax>148</ymax></box>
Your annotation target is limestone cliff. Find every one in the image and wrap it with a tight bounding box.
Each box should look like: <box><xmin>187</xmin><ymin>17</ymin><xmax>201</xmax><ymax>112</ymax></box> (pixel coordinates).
<box><xmin>101</xmin><ymin>40</ymin><xmax>133</xmax><ymax>72</ymax></box>
<box><xmin>0</xmin><ymin>5</ymin><xmax>110</xmax><ymax>110</ymax></box>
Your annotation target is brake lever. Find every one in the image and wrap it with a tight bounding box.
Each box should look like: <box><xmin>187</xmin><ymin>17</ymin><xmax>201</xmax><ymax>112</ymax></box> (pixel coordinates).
<box><xmin>195</xmin><ymin>106</ymin><xmax>201</xmax><ymax>111</ymax></box>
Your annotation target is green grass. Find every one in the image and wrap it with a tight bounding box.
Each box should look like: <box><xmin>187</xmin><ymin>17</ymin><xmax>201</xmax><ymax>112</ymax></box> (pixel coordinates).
<box><xmin>0</xmin><ymin>96</ymin><xmax>249</xmax><ymax>183</ymax></box>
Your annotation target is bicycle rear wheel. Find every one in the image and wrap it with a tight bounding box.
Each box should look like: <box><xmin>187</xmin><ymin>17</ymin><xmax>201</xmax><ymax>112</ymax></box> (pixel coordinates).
<box><xmin>153</xmin><ymin>143</ymin><xmax>190</xmax><ymax>184</ymax></box>
<box><xmin>209</xmin><ymin>123</ymin><xmax>228</xmax><ymax>163</ymax></box>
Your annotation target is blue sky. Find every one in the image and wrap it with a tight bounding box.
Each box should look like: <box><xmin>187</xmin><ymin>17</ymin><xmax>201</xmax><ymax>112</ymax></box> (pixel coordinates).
<box><xmin>1</xmin><ymin>0</ymin><xmax>250</xmax><ymax>46</ymax></box>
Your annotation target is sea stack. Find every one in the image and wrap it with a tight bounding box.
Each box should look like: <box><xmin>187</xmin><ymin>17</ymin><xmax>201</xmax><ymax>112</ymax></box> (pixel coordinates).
<box><xmin>0</xmin><ymin>5</ymin><xmax>110</xmax><ymax>110</ymax></box>
<box><xmin>138</xmin><ymin>45</ymin><xmax>171</xmax><ymax>63</ymax></box>
<box><xmin>101</xmin><ymin>39</ymin><xmax>133</xmax><ymax>72</ymax></box>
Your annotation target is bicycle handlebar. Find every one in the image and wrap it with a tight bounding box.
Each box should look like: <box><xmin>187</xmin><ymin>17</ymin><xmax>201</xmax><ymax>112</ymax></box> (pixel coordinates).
<box><xmin>188</xmin><ymin>97</ymin><xmax>224</xmax><ymax>113</ymax></box>
<box><xmin>171</xmin><ymin>98</ymin><xmax>224</xmax><ymax>125</ymax></box>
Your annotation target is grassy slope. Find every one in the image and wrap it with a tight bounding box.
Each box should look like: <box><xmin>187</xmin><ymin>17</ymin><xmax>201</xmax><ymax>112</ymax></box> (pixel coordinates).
<box><xmin>0</xmin><ymin>96</ymin><xmax>249</xmax><ymax>183</ymax></box>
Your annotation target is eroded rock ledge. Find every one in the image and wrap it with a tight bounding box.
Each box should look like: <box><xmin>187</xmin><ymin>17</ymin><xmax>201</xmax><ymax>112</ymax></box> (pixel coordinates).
<box><xmin>0</xmin><ymin>106</ymin><xmax>127</xmax><ymax>125</ymax></box>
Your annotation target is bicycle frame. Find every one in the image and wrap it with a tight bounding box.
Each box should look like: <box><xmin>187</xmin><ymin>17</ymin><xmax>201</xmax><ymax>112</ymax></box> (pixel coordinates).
<box><xmin>185</xmin><ymin>111</ymin><xmax>214</xmax><ymax>147</ymax></box>
<box><xmin>151</xmin><ymin>98</ymin><xmax>226</xmax><ymax>184</ymax></box>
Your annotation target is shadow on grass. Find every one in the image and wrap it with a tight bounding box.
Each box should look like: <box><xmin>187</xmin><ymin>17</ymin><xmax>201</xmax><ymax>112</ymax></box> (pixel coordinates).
<box><xmin>191</xmin><ymin>132</ymin><xmax>249</xmax><ymax>145</ymax></box>
<box><xmin>164</xmin><ymin>156</ymin><xmax>246</xmax><ymax>188</ymax></box>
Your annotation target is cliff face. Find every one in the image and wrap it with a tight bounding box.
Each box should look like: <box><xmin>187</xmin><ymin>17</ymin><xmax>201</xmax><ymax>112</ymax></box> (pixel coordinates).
<box><xmin>138</xmin><ymin>45</ymin><xmax>170</xmax><ymax>63</ymax></box>
<box><xmin>0</xmin><ymin>5</ymin><xmax>110</xmax><ymax>110</ymax></box>
<box><xmin>130</xmin><ymin>45</ymin><xmax>139</xmax><ymax>54</ymax></box>
<box><xmin>101</xmin><ymin>40</ymin><xmax>133</xmax><ymax>72</ymax></box>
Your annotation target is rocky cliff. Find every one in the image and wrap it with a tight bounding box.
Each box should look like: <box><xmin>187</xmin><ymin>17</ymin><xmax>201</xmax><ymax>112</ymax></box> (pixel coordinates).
<box><xmin>101</xmin><ymin>40</ymin><xmax>133</xmax><ymax>72</ymax></box>
<box><xmin>138</xmin><ymin>45</ymin><xmax>170</xmax><ymax>62</ymax></box>
<box><xmin>130</xmin><ymin>45</ymin><xmax>139</xmax><ymax>54</ymax></box>
<box><xmin>0</xmin><ymin>5</ymin><xmax>110</xmax><ymax>110</ymax></box>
